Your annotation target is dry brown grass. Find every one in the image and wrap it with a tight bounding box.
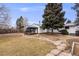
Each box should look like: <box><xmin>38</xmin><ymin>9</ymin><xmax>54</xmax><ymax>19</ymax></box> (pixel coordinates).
<box><xmin>0</xmin><ymin>34</ymin><xmax>56</xmax><ymax>56</ymax></box>
<box><xmin>38</xmin><ymin>34</ymin><xmax>79</xmax><ymax>41</ymax></box>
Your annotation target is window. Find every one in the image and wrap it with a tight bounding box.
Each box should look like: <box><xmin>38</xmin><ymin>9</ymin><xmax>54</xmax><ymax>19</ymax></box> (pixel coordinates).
<box><xmin>65</xmin><ymin>26</ymin><xmax>69</xmax><ymax>29</ymax></box>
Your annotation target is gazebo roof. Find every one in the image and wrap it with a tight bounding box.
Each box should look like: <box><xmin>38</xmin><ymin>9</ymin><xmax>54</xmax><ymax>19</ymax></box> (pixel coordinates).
<box><xmin>27</xmin><ymin>23</ymin><xmax>40</xmax><ymax>28</ymax></box>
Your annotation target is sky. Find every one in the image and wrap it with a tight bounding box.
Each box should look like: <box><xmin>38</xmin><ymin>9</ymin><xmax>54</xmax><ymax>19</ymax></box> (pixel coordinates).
<box><xmin>0</xmin><ymin>3</ymin><xmax>76</xmax><ymax>27</ymax></box>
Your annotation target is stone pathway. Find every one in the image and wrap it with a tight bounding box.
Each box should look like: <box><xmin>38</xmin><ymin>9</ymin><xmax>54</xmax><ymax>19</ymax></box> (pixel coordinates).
<box><xmin>46</xmin><ymin>49</ymin><xmax>62</xmax><ymax>56</ymax></box>
<box><xmin>37</xmin><ymin>35</ymin><xmax>72</xmax><ymax>56</ymax></box>
<box><xmin>46</xmin><ymin>40</ymin><xmax>72</xmax><ymax>56</ymax></box>
<box><xmin>59</xmin><ymin>52</ymin><xmax>71</xmax><ymax>56</ymax></box>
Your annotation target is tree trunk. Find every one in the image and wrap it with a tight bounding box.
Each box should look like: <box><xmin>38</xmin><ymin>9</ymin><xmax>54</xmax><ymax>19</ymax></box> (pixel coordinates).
<box><xmin>57</xmin><ymin>28</ymin><xmax>60</xmax><ymax>32</ymax></box>
<box><xmin>47</xmin><ymin>29</ymin><xmax>49</xmax><ymax>33</ymax></box>
<box><xmin>52</xmin><ymin>29</ymin><xmax>53</xmax><ymax>33</ymax></box>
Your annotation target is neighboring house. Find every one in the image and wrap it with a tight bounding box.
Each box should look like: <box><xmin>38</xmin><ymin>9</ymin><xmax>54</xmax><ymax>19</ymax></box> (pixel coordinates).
<box><xmin>65</xmin><ymin>23</ymin><xmax>79</xmax><ymax>35</ymax></box>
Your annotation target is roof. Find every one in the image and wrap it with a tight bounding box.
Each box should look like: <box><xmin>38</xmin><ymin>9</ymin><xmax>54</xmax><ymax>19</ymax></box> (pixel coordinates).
<box><xmin>27</xmin><ymin>27</ymin><xmax>38</xmax><ymax>29</ymax></box>
<box><xmin>27</xmin><ymin>23</ymin><xmax>40</xmax><ymax>28</ymax></box>
<box><xmin>65</xmin><ymin>23</ymin><xmax>75</xmax><ymax>27</ymax></box>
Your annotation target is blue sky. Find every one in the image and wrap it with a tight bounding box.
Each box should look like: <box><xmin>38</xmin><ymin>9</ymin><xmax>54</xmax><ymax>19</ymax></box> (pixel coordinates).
<box><xmin>1</xmin><ymin>3</ymin><xmax>76</xmax><ymax>27</ymax></box>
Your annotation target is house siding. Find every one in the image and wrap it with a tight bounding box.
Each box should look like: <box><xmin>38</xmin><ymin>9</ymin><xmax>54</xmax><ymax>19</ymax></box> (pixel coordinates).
<box><xmin>67</xmin><ymin>27</ymin><xmax>75</xmax><ymax>34</ymax></box>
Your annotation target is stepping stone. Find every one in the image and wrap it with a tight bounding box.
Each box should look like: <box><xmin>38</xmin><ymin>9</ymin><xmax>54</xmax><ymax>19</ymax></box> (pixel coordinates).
<box><xmin>59</xmin><ymin>52</ymin><xmax>71</xmax><ymax>56</ymax></box>
<box><xmin>53</xmin><ymin>40</ymin><xmax>65</xmax><ymax>46</ymax></box>
<box><xmin>47</xmin><ymin>49</ymin><xmax>62</xmax><ymax>56</ymax></box>
<box><xmin>57</xmin><ymin>44</ymin><xmax>67</xmax><ymax>50</ymax></box>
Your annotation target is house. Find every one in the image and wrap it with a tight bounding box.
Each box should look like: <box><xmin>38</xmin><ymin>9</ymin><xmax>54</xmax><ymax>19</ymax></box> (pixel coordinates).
<box><xmin>64</xmin><ymin>23</ymin><xmax>79</xmax><ymax>35</ymax></box>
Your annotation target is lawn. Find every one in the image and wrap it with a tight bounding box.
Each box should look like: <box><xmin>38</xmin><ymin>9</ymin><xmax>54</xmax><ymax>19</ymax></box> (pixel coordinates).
<box><xmin>39</xmin><ymin>33</ymin><xmax>79</xmax><ymax>41</ymax></box>
<box><xmin>0</xmin><ymin>34</ymin><xmax>56</xmax><ymax>56</ymax></box>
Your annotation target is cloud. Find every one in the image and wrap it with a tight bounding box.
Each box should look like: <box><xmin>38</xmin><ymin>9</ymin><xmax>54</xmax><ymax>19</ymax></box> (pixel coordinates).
<box><xmin>19</xmin><ymin>6</ymin><xmax>45</xmax><ymax>12</ymax></box>
<box><xmin>20</xmin><ymin>7</ymin><xmax>29</xmax><ymax>12</ymax></box>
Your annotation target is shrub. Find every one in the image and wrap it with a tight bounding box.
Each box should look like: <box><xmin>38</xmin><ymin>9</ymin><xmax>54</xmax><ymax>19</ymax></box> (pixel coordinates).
<box><xmin>60</xmin><ymin>29</ymin><xmax>69</xmax><ymax>35</ymax></box>
<box><xmin>0</xmin><ymin>29</ymin><xmax>18</xmax><ymax>34</ymax></box>
<box><xmin>76</xmin><ymin>30</ymin><xmax>79</xmax><ymax>36</ymax></box>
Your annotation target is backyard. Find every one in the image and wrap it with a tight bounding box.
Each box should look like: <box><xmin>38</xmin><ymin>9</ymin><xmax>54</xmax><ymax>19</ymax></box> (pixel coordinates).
<box><xmin>0</xmin><ymin>33</ymin><xmax>56</xmax><ymax>56</ymax></box>
<box><xmin>0</xmin><ymin>33</ymin><xmax>79</xmax><ymax>56</ymax></box>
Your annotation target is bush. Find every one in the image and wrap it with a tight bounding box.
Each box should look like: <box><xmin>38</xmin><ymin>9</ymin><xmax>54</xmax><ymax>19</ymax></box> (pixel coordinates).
<box><xmin>0</xmin><ymin>29</ymin><xmax>18</xmax><ymax>34</ymax></box>
<box><xmin>60</xmin><ymin>29</ymin><xmax>69</xmax><ymax>35</ymax></box>
<box><xmin>76</xmin><ymin>30</ymin><xmax>79</xmax><ymax>36</ymax></box>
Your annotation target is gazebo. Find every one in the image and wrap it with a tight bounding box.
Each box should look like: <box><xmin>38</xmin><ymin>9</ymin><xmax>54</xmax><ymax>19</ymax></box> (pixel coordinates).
<box><xmin>25</xmin><ymin>23</ymin><xmax>40</xmax><ymax>34</ymax></box>
<box><xmin>26</xmin><ymin>26</ymin><xmax>38</xmax><ymax>34</ymax></box>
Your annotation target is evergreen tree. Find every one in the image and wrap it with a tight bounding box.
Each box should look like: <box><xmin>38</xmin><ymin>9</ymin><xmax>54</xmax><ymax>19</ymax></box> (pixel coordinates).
<box><xmin>72</xmin><ymin>3</ymin><xmax>79</xmax><ymax>25</ymax></box>
<box><xmin>42</xmin><ymin>3</ymin><xmax>66</xmax><ymax>32</ymax></box>
<box><xmin>16</xmin><ymin>16</ymin><xmax>26</xmax><ymax>32</ymax></box>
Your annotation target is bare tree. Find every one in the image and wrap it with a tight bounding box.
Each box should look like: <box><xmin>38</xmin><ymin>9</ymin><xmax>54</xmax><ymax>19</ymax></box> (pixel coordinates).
<box><xmin>0</xmin><ymin>5</ymin><xmax>11</xmax><ymax>29</ymax></box>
